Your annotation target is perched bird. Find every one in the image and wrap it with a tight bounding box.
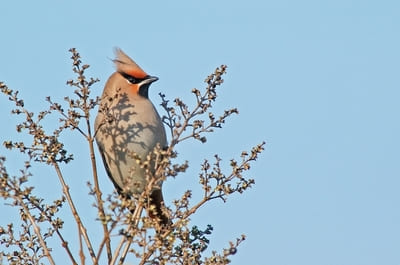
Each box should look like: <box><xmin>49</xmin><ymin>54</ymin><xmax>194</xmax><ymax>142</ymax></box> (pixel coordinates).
<box><xmin>94</xmin><ymin>48</ymin><xmax>169</xmax><ymax>225</ymax></box>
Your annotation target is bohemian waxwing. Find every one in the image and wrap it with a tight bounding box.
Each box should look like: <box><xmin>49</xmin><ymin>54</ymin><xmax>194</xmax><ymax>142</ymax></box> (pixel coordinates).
<box><xmin>94</xmin><ymin>48</ymin><xmax>169</xmax><ymax>225</ymax></box>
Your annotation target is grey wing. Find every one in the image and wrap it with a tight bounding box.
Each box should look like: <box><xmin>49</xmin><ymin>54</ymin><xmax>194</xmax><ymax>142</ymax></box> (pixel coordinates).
<box><xmin>98</xmin><ymin>144</ymin><xmax>123</xmax><ymax>194</ymax></box>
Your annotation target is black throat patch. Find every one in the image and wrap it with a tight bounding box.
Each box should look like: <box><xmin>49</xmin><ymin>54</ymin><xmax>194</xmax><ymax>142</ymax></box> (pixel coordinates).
<box><xmin>138</xmin><ymin>83</ymin><xmax>150</xmax><ymax>98</ymax></box>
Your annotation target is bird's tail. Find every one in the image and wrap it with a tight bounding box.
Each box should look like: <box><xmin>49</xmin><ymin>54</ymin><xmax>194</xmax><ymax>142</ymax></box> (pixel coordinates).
<box><xmin>149</xmin><ymin>189</ymin><xmax>171</xmax><ymax>226</ymax></box>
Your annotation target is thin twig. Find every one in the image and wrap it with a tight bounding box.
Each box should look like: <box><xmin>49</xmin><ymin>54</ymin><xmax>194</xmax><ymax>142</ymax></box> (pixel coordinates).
<box><xmin>52</xmin><ymin>162</ymin><xmax>96</xmax><ymax>263</ymax></box>
<box><xmin>18</xmin><ymin>198</ymin><xmax>57</xmax><ymax>265</ymax></box>
<box><xmin>111</xmin><ymin>236</ymin><xmax>127</xmax><ymax>265</ymax></box>
<box><xmin>118</xmin><ymin>237</ymin><xmax>133</xmax><ymax>265</ymax></box>
<box><xmin>95</xmin><ymin>217</ymin><xmax>120</xmax><ymax>263</ymax></box>
<box><xmin>87</xmin><ymin>135</ymin><xmax>112</xmax><ymax>262</ymax></box>
<box><xmin>78</xmin><ymin>223</ymin><xmax>85</xmax><ymax>265</ymax></box>
<box><xmin>26</xmin><ymin>195</ymin><xmax>78</xmax><ymax>265</ymax></box>
<box><xmin>118</xmin><ymin>203</ymin><xmax>144</xmax><ymax>265</ymax></box>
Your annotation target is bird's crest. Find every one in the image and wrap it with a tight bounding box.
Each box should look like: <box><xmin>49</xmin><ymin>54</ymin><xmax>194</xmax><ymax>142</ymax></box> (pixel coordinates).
<box><xmin>113</xmin><ymin>47</ymin><xmax>148</xmax><ymax>79</ymax></box>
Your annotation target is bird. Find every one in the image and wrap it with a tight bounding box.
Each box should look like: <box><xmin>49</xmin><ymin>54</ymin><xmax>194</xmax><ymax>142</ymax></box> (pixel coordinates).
<box><xmin>94</xmin><ymin>48</ymin><xmax>169</xmax><ymax>225</ymax></box>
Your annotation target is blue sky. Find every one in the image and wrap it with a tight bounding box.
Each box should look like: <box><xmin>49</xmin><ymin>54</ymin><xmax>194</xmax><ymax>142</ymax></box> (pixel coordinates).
<box><xmin>1</xmin><ymin>1</ymin><xmax>400</xmax><ymax>264</ymax></box>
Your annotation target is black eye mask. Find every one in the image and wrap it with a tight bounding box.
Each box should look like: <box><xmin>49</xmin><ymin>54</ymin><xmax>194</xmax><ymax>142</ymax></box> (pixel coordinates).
<box><xmin>119</xmin><ymin>72</ymin><xmax>149</xmax><ymax>84</ymax></box>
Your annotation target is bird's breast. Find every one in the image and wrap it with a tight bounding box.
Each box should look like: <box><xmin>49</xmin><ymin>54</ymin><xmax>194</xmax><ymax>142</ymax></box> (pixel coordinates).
<box><xmin>95</xmin><ymin>96</ymin><xmax>167</xmax><ymax>195</ymax></box>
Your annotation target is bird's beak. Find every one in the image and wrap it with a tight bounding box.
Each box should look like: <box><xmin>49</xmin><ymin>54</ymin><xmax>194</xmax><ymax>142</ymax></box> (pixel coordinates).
<box><xmin>141</xmin><ymin>75</ymin><xmax>159</xmax><ymax>85</ymax></box>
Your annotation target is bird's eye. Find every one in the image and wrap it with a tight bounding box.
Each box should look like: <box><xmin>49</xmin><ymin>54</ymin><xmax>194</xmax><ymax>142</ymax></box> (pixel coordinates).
<box><xmin>126</xmin><ymin>76</ymin><xmax>137</xmax><ymax>84</ymax></box>
<box><xmin>120</xmin><ymin>72</ymin><xmax>141</xmax><ymax>84</ymax></box>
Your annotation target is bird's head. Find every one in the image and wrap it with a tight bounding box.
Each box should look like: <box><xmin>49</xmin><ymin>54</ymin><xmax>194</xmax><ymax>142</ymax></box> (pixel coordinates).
<box><xmin>112</xmin><ymin>47</ymin><xmax>158</xmax><ymax>98</ymax></box>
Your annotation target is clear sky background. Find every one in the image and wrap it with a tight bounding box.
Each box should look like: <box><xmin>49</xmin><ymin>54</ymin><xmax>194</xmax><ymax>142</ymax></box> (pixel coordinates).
<box><xmin>1</xmin><ymin>1</ymin><xmax>400</xmax><ymax>264</ymax></box>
